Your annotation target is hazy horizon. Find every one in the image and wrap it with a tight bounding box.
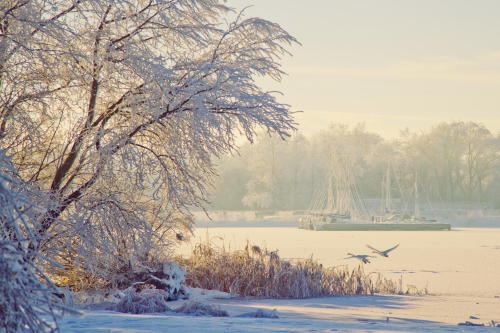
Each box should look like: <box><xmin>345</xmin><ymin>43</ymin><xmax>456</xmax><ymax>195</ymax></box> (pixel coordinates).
<box><xmin>275</xmin><ymin>119</ymin><xmax>498</xmax><ymax>141</ymax></box>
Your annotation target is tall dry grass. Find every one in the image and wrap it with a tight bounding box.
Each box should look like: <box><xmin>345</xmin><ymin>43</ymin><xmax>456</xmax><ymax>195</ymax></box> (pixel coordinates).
<box><xmin>177</xmin><ymin>241</ymin><xmax>408</xmax><ymax>298</ymax></box>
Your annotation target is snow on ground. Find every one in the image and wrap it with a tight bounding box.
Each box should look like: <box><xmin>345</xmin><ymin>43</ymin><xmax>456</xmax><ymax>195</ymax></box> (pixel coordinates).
<box><xmin>59</xmin><ymin>226</ymin><xmax>500</xmax><ymax>332</ymax></box>
<box><xmin>60</xmin><ymin>293</ymin><xmax>500</xmax><ymax>332</ymax></box>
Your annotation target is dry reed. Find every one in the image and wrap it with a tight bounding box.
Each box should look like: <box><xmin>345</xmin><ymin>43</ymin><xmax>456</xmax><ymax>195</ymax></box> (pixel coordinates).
<box><xmin>177</xmin><ymin>241</ymin><xmax>408</xmax><ymax>298</ymax></box>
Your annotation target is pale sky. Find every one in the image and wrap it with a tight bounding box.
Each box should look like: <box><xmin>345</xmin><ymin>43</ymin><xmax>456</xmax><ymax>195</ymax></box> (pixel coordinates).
<box><xmin>229</xmin><ymin>0</ymin><xmax>500</xmax><ymax>137</ymax></box>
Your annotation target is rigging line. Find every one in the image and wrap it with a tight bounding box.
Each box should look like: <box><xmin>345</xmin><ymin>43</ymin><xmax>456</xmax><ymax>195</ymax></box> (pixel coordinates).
<box><xmin>394</xmin><ymin>163</ymin><xmax>408</xmax><ymax>214</ymax></box>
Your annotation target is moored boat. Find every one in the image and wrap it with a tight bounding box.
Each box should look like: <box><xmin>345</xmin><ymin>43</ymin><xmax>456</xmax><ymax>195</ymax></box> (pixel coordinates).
<box><xmin>299</xmin><ymin>160</ymin><xmax>451</xmax><ymax>231</ymax></box>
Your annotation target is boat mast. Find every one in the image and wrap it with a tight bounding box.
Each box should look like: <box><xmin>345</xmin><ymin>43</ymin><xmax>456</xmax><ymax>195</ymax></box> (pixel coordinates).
<box><xmin>384</xmin><ymin>163</ymin><xmax>392</xmax><ymax>213</ymax></box>
<box><xmin>414</xmin><ymin>173</ymin><xmax>420</xmax><ymax>219</ymax></box>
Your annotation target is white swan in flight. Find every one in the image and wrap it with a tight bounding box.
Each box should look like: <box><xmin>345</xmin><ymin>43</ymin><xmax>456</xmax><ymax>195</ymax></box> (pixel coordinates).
<box><xmin>344</xmin><ymin>253</ymin><xmax>375</xmax><ymax>264</ymax></box>
<box><xmin>366</xmin><ymin>244</ymin><xmax>399</xmax><ymax>257</ymax></box>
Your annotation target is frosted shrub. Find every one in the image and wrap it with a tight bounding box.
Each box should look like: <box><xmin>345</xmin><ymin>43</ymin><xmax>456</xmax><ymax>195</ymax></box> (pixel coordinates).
<box><xmin>158</xmin><ymin>262</ymin><xmax>190</xmax><ymax>300</ymax></box>
<box><xmin>113</xmin><ymin>262</ymin><xmax>190</xmax><ymax>314</ymax></box>
<box><xmin>114</xmin><ymin>288</ymin><xmax>172</xmax><ymax>314</ymax></box>
<box><xmin>0</xmin><ymin>242</ymin><xmax>63</xmax><ymax>333</ymax></box>
<box><xmin>0</xmin><ymin>151</ymin><xmax>68</xmax><ymax>332</ymax></box>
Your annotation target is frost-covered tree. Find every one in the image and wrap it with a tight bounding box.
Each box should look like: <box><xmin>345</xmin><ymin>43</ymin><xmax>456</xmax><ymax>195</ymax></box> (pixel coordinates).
<box><xmin>1</xmin><ymin>0</ymin><xmax>297</xmax><ymax>286</ymax></box>
<box><xmin>397</xmin><ymin>121</ymin><xmax>499</xmax><ymax>203</ymax></box>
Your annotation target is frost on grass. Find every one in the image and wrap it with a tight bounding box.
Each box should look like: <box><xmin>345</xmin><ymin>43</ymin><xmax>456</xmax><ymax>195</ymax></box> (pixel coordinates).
<box><xmin>174</xmin><ymin>301</ymin><xmax>229</xmax><ymax>317</ymax></box>
<box><xmin>237</xmin><ymin>309</ymin><xmax>279</xmax><ymax>319</ymax></box>
<box><xmin>114</xmin><ymin>288</ymin><xmax>173</xmax><ymax>314</ymax></box>
<box><xmin>181</xmin><ymin>242</ymin><xmax>404</xmax><ymax>298</ymax></box>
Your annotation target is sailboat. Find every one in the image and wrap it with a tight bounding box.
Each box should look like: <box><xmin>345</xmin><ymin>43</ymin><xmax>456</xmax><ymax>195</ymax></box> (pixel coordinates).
<box><xmin>371</xmin><ymin>165</ymin><xmax>451</xmax><ymax>230</ymax></box>
<box><xmin>299</xmin><ymin>160</ymin><xmax>451</xmax><ymax>231</ymax></box>
<box><xmin>299</xmin><ymin>153</ymin><xmax>371</xmax><ymax>230</ymax></box>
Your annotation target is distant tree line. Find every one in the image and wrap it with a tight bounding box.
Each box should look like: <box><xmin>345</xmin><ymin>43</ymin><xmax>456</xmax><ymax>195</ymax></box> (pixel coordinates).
<box><xmin>210</xmin><ymin>122</ymin><xmax>500</xmax><ymax>211</ymax></box>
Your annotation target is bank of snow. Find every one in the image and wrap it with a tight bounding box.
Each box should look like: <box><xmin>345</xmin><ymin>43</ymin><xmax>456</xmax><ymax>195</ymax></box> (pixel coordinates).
<box><xmin>60</xmin><ymin>289</ymin><xmax>500</xmax><ymax>332</ymax></box>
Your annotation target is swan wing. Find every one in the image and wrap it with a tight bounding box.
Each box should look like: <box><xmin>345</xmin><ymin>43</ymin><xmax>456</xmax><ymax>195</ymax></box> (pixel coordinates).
<box><xmin>366</xmin><ymin>244</ymin><xmax>382</xmax><ymax>254</ymax></box>
<box><xmin>384</xmin><ymin>244</ymin><xmax>400</xmax><ymax>254</ymax></box>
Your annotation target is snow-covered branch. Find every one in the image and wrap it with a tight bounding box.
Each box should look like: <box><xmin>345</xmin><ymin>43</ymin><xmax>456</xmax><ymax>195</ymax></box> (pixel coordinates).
<box><xmin>1</xmin><ymin>0</ymin><xmax>298</xmax><ymax>288</ymax></box>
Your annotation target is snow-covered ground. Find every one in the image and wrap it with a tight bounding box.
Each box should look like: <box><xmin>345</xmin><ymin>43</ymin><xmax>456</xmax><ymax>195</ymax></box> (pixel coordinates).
<box><xmin>59</xmin><ymin>226</ymin><xmax>500</xmax><ymax>332</ymax></box>
<box><xmin>60</xmin><ymin>292</ymin><xmax>500</xmax><ymax>332</ymax></box>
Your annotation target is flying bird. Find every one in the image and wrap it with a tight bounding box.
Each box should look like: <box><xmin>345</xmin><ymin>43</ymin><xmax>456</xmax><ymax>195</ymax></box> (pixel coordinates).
<box><xmin>366</xmin><ymin>244</ymin><xmax>399</xmax><ymax>257</ymax></box>
<box><xmin>344</xmin><ymin>253</ymin><xmax>375</xmax><ymax>264</ymax></box>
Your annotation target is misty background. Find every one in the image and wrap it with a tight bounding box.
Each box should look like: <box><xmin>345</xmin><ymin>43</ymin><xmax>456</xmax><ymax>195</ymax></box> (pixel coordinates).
<box><xmin>207</xmin><ymin>121</ymin><xmax>500</xmax><ymax>213</ymax></box>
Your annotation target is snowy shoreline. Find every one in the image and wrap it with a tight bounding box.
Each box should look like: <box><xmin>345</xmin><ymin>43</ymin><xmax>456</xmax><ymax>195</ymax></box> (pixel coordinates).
<box><xmin>59</xmin><ymin>225</ymin><xmax>500</xmax><ymax>332</ymax></box>
<box><xmin>60</xmin><ymin>292</ymin><xmax>500</xmax><ymax>332</ymax></box>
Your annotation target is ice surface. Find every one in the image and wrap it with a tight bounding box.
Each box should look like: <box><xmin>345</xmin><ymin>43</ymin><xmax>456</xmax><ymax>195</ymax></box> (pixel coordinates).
<box><xmin>59</xmin><ymin>226</ymin><xmax>500</xmax><ymax>332</ymax></box>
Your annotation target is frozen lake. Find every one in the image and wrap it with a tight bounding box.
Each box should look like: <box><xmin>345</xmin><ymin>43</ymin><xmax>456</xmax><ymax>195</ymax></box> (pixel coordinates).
<box><xmin>179</xmin><ymin>227</ymin><xmax>500</xmax><ymax>297</ymax></box>
<box><xmin>61</xmin><ymin>227</ymin><xmax>500</xmax><ymax>332</ymax></box>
